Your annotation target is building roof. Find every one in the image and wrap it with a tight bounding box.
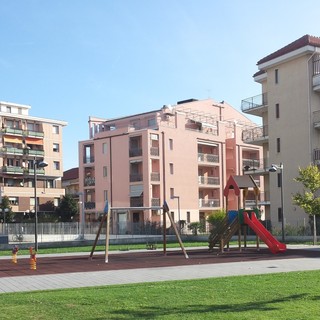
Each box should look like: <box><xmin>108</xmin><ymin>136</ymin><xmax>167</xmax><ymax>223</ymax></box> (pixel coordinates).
<box><xmin>257</xmin><ymin>34</ymin><xmax>320</xmax><ymax>65</ymax></box>
<box><xmin>62</xmin><ymin>167</ymin><xmax>79</xmax><ymax>181</ymax></box>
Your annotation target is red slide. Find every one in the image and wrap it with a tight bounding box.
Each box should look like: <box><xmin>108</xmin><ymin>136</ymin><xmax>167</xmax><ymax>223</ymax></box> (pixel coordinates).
<box><xmin>243</xmin><ymin>212</ymin><xmax>286</xmax><ymax>254</ymax></box>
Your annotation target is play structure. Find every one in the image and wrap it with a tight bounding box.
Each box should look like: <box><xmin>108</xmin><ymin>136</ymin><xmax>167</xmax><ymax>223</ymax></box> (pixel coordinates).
<box><xmin>209</xmin><ymin>175</ymin><xmax>286</xmax><ymax>254</ymax></box>
<box><xmin>89</xmin><ymin>201</ymin><xmax>189</xmax><ymax>263</ymax></box>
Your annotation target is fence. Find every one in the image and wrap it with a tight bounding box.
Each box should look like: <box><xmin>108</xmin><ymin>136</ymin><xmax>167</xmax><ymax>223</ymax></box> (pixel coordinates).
<box><xmin>1</xmin><ymin>217</ymin><xmax>318</xmax><ymax>245</ymax></box>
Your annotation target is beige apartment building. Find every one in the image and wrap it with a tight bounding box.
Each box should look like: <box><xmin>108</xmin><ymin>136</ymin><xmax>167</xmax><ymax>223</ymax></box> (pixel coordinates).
<box><xmin>241</xmin><ymin>34</ymin><xmax>320</xmax><ymax>230</ymax></box>
<box><xmin>0</xmin><ymin>101</ymin><xmax>67</xmax><ymax>220</ymax></box>
<box><xmin>79</xmin><ymin>98</ymin><xmax>262</xmax><ymax>233</ymax></box>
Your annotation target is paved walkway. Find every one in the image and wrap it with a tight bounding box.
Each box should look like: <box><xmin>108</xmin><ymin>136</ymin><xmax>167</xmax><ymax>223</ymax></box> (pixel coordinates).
<box><xmin>0</xmin><ymin>245</ymin><xmax>319</xmax><ymax>294</ymax></box>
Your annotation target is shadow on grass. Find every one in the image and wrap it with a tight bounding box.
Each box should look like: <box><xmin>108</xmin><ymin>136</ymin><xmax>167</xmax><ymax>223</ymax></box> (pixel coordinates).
<box><xmin>107</xmin><ymin>293</ymin><xmax>308</xmax><ymax>319</ymax></box>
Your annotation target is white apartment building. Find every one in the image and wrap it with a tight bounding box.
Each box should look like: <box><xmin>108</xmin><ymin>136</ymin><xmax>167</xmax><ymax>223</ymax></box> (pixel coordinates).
<box><xmin>241</xmin><ymin>34</ymin><xmax>320</xmax><ymax>230</ymax></box>
<box><xmin>79</xmin><ymin>98</ymin><xmax>262</xmax><ymax>233</ymax></box>
<box><xmin>0</xmin><ymin>101</ymin><xmax>67</xmax><ymax>220</ymax></box>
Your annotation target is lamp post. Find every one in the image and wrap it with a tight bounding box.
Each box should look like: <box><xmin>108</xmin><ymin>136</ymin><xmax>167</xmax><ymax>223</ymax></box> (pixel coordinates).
<box><xmin>34</xmin><ymin>158</ymin><xmax>48</xmax><ymax>251</ymax></box>
<box><xmin>268</xmin><ymin>163</ymin><xmax>284</xmax><ymax>242</ymax></box>
<box><xmin>171</xmin><ymin>195</ymin><xmax>181</xmax><ymax>233</ymax></box>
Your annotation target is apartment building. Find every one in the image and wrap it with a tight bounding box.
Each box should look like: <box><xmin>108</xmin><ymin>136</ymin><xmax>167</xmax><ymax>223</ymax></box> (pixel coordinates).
<box><xmin>79</xmin><ymin>98</ymin><xmax>262</xmax><ymax>232</ymax></box>
<box><xmin>241</xmin><ymin>34</ymin><xmax>320</xmax><ymax>229</ymax></box>
<box><xmin>0</xmin><ymin>101</ymin><xmax>67</xmax><ymax>220</ymax></box>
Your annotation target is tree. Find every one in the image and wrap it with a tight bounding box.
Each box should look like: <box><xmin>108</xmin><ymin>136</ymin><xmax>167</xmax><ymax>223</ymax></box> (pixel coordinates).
<box><xmin>55</xmin><ymin>195</ymin><xmax>79</xmax><ymax>222</ymax></box>
<box><xmin>0</xmin><ymin>195</ymin><xmax>14</xmax><ymax>223</ymax></box>
<box><xmin>292</xmin><ymin>164</ymin><xmax>320</xmax><ymax>244</ymax></box>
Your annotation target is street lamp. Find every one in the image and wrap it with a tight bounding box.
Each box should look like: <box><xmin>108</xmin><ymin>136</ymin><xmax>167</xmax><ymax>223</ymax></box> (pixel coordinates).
<box><xmin>268</xmin><ymin>163</ymin><xmax>285</xmax><ymax>242</ymax></box>
<box><xmin>34</xmin><ymin>158</ymin><xmax>48</xmax><ymax>251</ymax></box>
<box><xmin>171</xmin><ymin>195</ymin><xmax>181</xmax><ymax>233</ymax></box>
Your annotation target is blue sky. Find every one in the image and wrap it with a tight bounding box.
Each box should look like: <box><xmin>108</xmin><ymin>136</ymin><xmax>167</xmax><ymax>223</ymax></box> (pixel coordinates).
<box><xmin>1</xmin><ymin>0</ymin><xmax>320</xmax><ymax>170</ymax></box>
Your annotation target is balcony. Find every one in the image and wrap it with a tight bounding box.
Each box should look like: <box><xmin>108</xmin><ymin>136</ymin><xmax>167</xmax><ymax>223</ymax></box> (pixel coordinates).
<box><xmin>130</xmin><ymin>196</ymin><xmax>144</xmax><ymax>207</ymax></box>
<box><xmin>130</xmin><ymin>173</ymin><xmax>143</xmax><ymax>182</ymax></box>
<box><xmin>2</xmin><ymin>127</ymin><xmax>24</xmax><ymax>135</ymax></box>
<box><xmin>150</xmin><ymin>172</ymin><xmax>160</xmax><ymax>182</ymax></box>
<box><xmin>313</xmin><ymin>111</ymin><xmax>320</xmax><ymax>129</ymax></box>
<box><xmin>313</xmin><ymin>54</ymin><xmax>320</xmax><ymax>92</ymax></box>
<box><xmin>84</xmin><ymin>176</ymin><xmax>95</xmax><ymax>186</ymax></box>
<box><xmin>23</xmin><ymin>148</ymin><xmax>45</xmax><ymax>157</ymax></box>
<box><xmin>84</xmin><ymin>202</ymin><xmax>95</xmax><ymax>210</ymax></box>
<box><xmin>242</xmin><ymin>125</ymin><xmax>268</xmax><ymax>145</ymax></box>
<box><xmin>151</xmin><ymin>198</ymin><xmax>160</xmax><ymax>206</ymax></box>
<box><xmin>129</xmin><ymin>148</ymin><xmax>142</xmax><ymax>157</ymax></box>
<box><xmin>1</xmin><ymin>147</ymin><xmax>24</xmax><ymax>156</ymax></box>
<box><xmin>198</xmin><ymin>176</ymin><xmax>220</xmax><ymax>186</ymax></box>
<box><xmin>1</xmin><ymin>166</ymin><xmax>24</xmax><ymax>174</ymax></box>
<box><xmin>150</xmin><ymin>147</ymin><xmax>159</xmax><ymax>156</ymax></box>
<box><xmin>199</xmin><ymin>198</ymin><xmax>220</xmax><ymax>208</ymax></box>
<box><xmin>241</xmin><ymin>93</ymin><xmax>268</xmax><ymax>116</ymax></box>
<box><xmin>198</xmin><ymin>153</ymin><xmax>219</xmax><ymax>164</ymax></box>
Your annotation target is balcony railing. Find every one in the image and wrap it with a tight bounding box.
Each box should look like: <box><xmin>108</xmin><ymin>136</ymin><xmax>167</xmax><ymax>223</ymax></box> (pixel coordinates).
<box><xmin>84</xmin><ymin>177</ymin><xmax>95</xmax><ymax>186</ymax></box>
<box><xmin>84</xmin><ymin>202</ymin><xmax>95</xmax><ymax>210</ymax></box>
<box><xmin>151</xmin><ymin>198</ymin><xmax>160</xmax><ymax>206</ymax></box>
<box><xmin>150</xmin><ymin>147</ymin><xmax>159</xmax><ymax>156</ymax></box>
<box><xmin>1</xmin><ymin>166</ymin><xmax>24</xmax><ymax>174</ymax></box>
<box><xmin>241</xmin><ymin>93</ymin><xmax>268</xmax><ymax>112</ymax></box>
<box><xmin>23</xmin><ymin>149</ymin><xmax>45</xmax><ymax>157</ymax></box>
<box><xmin>2</xmin><ymin>127</ymin><xmax>23</xmax><ymax>135</ymax></box>
<box><xmin>242</xmin><ymin>125</ymin><xmax>268</xmax><ymax>143</ymax></box>
<box><xmin>129</xmin><ymin>148</ymin><xmax>142</xmax><ymax>157</ymax></box>
<box><xmin>130</xmin><ymin>197</ymin><xmax>144</xmax><ymax>207</ymax></box>
<box><xmin>1</xmin><ymin>147</ymin><xmax>24</xmax><ymax>155</ymax></box>
<box><xmin>198</xmin><ymin>176</ymin><xmax>220</xmax><ymax>185</ymax></box>
<box><xmin>83</xmin><ymin>156</ymin><xmax>94</xmax><ymax>164</ymax></box>
<box><xmin>199</xmin><ymin>198</ymin><xmax>220</xmax><ymax>208</ymax></box>
<box><xmin>198</xmin><ymin>153</ymin><xmax>219</xmax><ymax>163</ymax></box>
<box><xmin>130</xmin><ymin>173</ymin><xmax>143</xmax><ymax>182</ymax></box>
<box><xmin>151</xmin><ymin>172</ymin><xmax>160</xmax><ymax>181</ymax></box>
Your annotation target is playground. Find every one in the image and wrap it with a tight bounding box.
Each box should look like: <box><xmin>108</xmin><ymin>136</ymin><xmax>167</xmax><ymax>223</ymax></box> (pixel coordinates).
<box><xmin>0</xmin><ymin>245</ymin><xmax>318</xmax><ymax>279</ymax></box>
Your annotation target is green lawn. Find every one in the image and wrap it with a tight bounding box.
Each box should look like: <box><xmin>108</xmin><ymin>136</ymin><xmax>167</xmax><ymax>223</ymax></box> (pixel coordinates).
<box><xmin>1</xmin><ymin>270</ymin><xmax>319</xmax><ymax>319</ymax></box>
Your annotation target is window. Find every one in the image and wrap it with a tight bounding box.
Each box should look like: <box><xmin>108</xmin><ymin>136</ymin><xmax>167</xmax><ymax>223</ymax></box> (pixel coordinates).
<box><xmin>169</xmin><ymin>139</ymin><xmax>173</xmax><ymax>150</ymax></box>
<box><xmin>30</xmin><ymin>197</ymin><xmax>35</xmax><ymax>207</ymax></box>
<box><xmin>170</xmin><ymin>188</ymin><xmax>174</xmax><ymax>198</ymax></box>
<box><xmin>186</xmin><ymin>211</ymin><xmax>190</xmax><ymax>223</ymax></box>
<box><xmin>170</xmin><ymin>211</ymin><xmax>175</xmax><ymax>220</ymax></box>
<box><xmin>9</xmin><ymin>197</ymin><xmax>18</xmax><ymax>205</ymax></box>
<box><xmin>170</xmin><ymin>163</ymin><xmax>174</xmax><ymax>174</ymax></box>
<box><xmin>277</xmin><ymin>173</ymin><xmax>282</xmax><ymax>188</ymax></box>
<box><xmin>46</xmin><ymin>180</ymin><xmax>54</xmax><ymax>188</ymax></box>
<box><xmin>53</xmin><ymin>161</ymin><xmax>60</xmax><ymax>170</ymax></box>
<box><xmin>53</xmin><ymin>143</ymin><xmax>60</xmax><ymax>152</ymax></box>
<box><xmin>104</xmin><ymin>190</ymin><xmax>108</xmax><ymax>201</ymax></box>
<box><xmin>6</xmin><ymin>106</ymin><xmax>11</xmax><ymax>113</ymax></box>
<box><xmin>275</xmin><ymin>103</ymin><xmax>280</xmax><ymax>118</ymax></box>
<box><xmin>52</xmin><ymin>125</ymin><xmax>59</xmax><ymax>134</ymax></box>
<box><xmin>148</xmin><ymin>118</ymin><xmax>156</xmax><ymax>127</ymax></box>
<box><xmin>275</xmin><ymin>69</ymin><xmax>279</xmax><ymax>84</ymax></box>
<box><xmin>54</xmin><ymin>198</ymin><xmax>59</xmax><ymax>207</ymax></box>
<box><xmin>278</xmin><ymin>207</ymin><xmax>282</xmax><ymax>222</ymax></box>
<box><xmin>276</xmin><ymin>138</ymin><xmax>281</xmax><ymax>153</ymax></box>
<box><xmin>102</xmin><ymin>142</ymin><xmax>107</xmax><ymax>154</ymax></box>
<box><xmin>103</xmin><ymin>166</ymin><xmax>108</xmax><ymax>177</ymax></box>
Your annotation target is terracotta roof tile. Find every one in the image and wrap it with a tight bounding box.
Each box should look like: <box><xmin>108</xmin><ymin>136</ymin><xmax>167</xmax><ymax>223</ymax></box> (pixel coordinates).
<box><xmin>62</xmin><ymin>167</ymin><xmax>79</xmax><ymax>181</ymax></box>
<box><xmin>257</xmin><ymin>34</ymin><xmax>320</xmax><ymax>65</ymax></box>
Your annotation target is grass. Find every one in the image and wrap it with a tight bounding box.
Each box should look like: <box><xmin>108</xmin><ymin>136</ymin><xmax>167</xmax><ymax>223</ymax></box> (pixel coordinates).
<box><xmin>1</xmin><ymin>270</ymin><xmax>320</xmax><ymax>319</ymax></box>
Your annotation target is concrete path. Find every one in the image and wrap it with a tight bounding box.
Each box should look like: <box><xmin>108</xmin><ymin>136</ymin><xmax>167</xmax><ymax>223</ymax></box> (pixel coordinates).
<box><xmin>0</xmin><ymin>245</ymin><xmax>320</xmax><ymax>294</ymax></box>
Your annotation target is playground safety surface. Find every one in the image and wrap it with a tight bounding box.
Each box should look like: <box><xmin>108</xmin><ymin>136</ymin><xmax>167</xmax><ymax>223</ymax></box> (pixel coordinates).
<box><xmin>0</xmin><ymin>246</ymin><xmax>319</xmax><ymax>278</ymax></box>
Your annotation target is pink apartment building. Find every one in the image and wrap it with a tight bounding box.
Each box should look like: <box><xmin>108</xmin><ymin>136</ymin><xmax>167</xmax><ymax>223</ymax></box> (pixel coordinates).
<box><xmin>78</xmin><ymin>98</ymin><xmax>262</xmax><ymax>233</ymax></box>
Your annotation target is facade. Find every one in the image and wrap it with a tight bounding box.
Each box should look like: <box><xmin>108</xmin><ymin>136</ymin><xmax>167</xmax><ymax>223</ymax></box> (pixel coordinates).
<box><xmin>0</xmin><ymin>101</ymin><xmax>67</xmax><ymax>220</ymax></box>
<box><xmin>241</xmin><ymin>34</ymin><xmax>320</xmax><ymax>229</ymax></box>
<box><xmin>78</xmin><ymin>98</ymin><xmax>262</xmax><ymax>232</ymax></box>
